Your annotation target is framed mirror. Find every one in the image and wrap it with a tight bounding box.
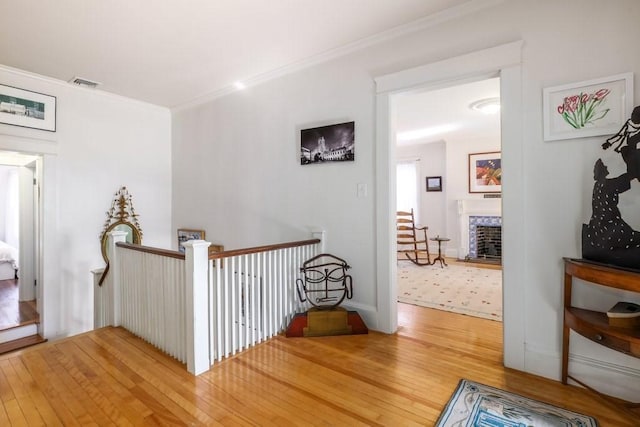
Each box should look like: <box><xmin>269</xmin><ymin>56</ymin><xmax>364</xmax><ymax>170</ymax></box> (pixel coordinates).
<box><xmin>100</xmin><ymin>221</ymin><xmax>142</xmax><ymax>263</ymax></box>
<box><xmin>98</xmin><ymin>187</ymin><xmax>143</xmax><ymax>285</ymax></box>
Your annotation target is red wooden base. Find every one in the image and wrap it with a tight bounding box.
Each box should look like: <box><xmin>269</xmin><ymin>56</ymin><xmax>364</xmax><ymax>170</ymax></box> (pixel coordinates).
<box><xmin>285</xmin><ymin>310</ymin><xmax>368</xmax><ymax>337</ymax></box>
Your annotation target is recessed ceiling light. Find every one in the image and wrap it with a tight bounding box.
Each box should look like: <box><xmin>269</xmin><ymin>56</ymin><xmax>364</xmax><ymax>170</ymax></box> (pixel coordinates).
<box><xmin>469</xmin><ymin>97</ymin><xmax>500</xmax><ymax>114</ymax></box>
<box><xmin>234</xmin><ymin>81</ymin><xmax>246</xmax><ymax>90</ymax></box>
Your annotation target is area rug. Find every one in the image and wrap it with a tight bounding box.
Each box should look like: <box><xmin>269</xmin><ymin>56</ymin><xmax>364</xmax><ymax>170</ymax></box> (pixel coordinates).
<box><xmin>397</xmin><ymin>262</ymin><xmax>502</xmax><ymax>321</ymax></box>
<box><xmin>436</xmin><ymin>379</ymin><xmax>598</xmax><ymax>426</ymax></box>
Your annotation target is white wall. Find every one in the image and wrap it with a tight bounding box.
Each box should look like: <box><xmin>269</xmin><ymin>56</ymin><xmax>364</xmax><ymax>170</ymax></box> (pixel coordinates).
<box><xmin>0</xmin><ymin>166</ymin><xmax>10</xmax><ymax>241</ymax></box>
<box><xmin>396</xmin><ymin>141</ymin><xmax>447</xmax><ymax>249</ymax></box>
<box><xmin>172</xmin><ymin>0</ymin><xmax>640</xmax><ymax>400</ymax></box>
<box><xmin>0</xmin><ymin>66</ymin><xmax>173</xmax><ymax>338</ymax></box>
<box><xmin>445</xmin><ymin>136</ymin><xmax>501</xmax><ymax>257</ymax></box>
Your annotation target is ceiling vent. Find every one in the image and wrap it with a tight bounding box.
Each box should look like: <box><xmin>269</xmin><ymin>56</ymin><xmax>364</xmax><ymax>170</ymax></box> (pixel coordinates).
<box><xmin>68</xmin><ymin>76</ymin><xmax>101</xmax><ymax>88</ymax></box>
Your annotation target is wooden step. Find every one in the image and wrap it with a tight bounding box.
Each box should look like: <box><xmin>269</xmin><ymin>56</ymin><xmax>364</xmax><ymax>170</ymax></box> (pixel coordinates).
<box><xmin>0</xmin><ymin>334</ymin><xmax>47</xmax><ymax>355</ymax></box>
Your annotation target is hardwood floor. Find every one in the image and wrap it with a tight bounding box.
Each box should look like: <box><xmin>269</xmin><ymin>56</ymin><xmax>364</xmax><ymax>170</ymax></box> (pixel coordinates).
<box><xmin>0</xmin><ymin>304</ymin><xmax>635</xmax><ymax>425</ymax></box>
<box><xmin>0</xmin><ymin>279</ymin><xmax>39</xmax><ymax>330</ymax></box>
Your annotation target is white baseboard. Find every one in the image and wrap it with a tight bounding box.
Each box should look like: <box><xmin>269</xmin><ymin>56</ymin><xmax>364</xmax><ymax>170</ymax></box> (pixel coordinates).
<box><xmin>525</xmin><ymin>345</ymin><xmax>640</xmax><ymax>402</ymax></box>
<box><xmin>568</xmin><ymin>353</ymin><xmax>640</xmax><ymax>402</ymax></box>
<box><xmin>341</xmin><ymin>302</ymin><xmax>378</xmax><ymax>331</ymax></box>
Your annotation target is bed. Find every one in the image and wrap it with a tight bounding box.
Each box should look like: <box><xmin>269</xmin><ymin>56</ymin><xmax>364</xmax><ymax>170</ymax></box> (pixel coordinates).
<box><xmin>0</xmin><ymin>240</ymin><xmax>18</xmax><ymax>280</ymax></box>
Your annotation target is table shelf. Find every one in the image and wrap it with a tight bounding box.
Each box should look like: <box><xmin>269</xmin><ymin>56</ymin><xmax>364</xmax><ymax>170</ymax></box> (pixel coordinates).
<box><xmin>562</xmin><ymin>258</ymin><xmax>640</xmax><ymax>413</ymax></box>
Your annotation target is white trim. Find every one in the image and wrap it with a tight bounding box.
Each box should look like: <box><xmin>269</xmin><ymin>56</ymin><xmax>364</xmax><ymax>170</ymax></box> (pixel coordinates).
<box><xmin>0</xmin><ymin>136</ymin><xmax>58</xmax><ymax>340</ymax></box>
<box><xmin>374</xmin><ymin>42</ymin><xmax>525</xmax><ymax>372</ymax></box>
<box><xmin>526</xmin><ymin>344</ymin><xmax>640</xmax><ymax>402</ymax></box>
<box><xmin>0</xmin><ymin>133</ymin><xmax>58</xmax><ymax>155</ymax></box>
<box><xmin>0</xmin><ymin>64</ymin><xmax>169</xmax><ymax>113</ymax></box>
<box><xmin>0</xmin><ymin>324</ymin><xmax>38</xmax><ymax>344</ymax></box>
<box><xmin>341</xmin><ymin>302</ymin><xmax>377</xmax><ymax>332</ymax></box>
<box><xmin>172</xmin><ymin>0</ymin><xmax>506</xmax><ymax>111</ymax></box>
<box><xmin>375</xmin><ymin>41</ymin><xmax>523</xmax><ymax>93</ymax></box>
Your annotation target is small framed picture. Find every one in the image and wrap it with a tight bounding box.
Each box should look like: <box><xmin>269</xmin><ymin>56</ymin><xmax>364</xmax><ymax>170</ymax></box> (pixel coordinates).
<box><xmin>177</xmin><ymin>228</ymin><xmax>206</xmax><ymax>253</ymax></box>
<box><xmin>469</xmin><ymin>152</ymin><xmax>501</xmax><ymax>193</ymax></box>
<box><xmin>426</xmin><ymin>176</ymin><xmax>442</xmax><ymax>192</ymax></box>
<box><xmin>0</xmin><ymin>84</ymin><xmax>57</xmax><ymax>132</ymax></box>
<box><xmin>543</xmin><ymin>72</ymin><xmax>633</xmax><ymax>141</ymax></box>
<box><xmin>208</xmin><ymin>244</ymin><xmax>225</xmax><ymax>268</ymax></box>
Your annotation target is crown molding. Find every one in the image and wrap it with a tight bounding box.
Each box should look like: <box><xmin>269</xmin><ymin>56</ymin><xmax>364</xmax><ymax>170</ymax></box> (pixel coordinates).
<box><xmin>0</xmin><ymin>64</ymin><xmax>170</xmax><ymax>114</ymax></box>
<box><xmin>171</xmin><ymin>0</ymin><xmax>506</xmax><ymax>112</ymax></box>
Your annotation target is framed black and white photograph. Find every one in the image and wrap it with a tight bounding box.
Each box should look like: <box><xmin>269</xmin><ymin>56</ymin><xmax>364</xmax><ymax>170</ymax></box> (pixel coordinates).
<box><xmin>177</xmin><ymin>228</ymin><xmax>205</xmax><ymax>253</ymax></box>
<box><xmin>0</xmin><ymin>84</ymin><xmax>56</xmax><ymax>132</ymax></box>
<box><xmin>300</xmin><ymin>121</ymin><xmax>354</xmax><ymax>165</ymax></box>
<box><xmin>426</xmin><ymin>176</ymin><xmax>442</xmax><ymax>192</ymax></box>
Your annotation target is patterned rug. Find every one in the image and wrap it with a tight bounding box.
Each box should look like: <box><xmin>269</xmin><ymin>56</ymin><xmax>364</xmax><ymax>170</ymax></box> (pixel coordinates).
<box><xmin>397</xmin><ymin>261</ymin><xmax>502</xmax><ymax>321</ymax></box>
<box><xmin>436</xmin><ymin>379</ymin><xmax>598</xmax><ymax>426</ymax></box>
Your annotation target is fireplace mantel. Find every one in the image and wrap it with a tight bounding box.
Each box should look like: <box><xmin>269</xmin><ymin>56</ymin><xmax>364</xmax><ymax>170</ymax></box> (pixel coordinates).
<box><xmin>457</xmin><ymin>199</ymin><xmax>502</xmax><ymax>258</ymax></box>
<box><xmin>457</xmin><ymin>199</ymin><xmax>501</xmax><ymax>216</ymax></box>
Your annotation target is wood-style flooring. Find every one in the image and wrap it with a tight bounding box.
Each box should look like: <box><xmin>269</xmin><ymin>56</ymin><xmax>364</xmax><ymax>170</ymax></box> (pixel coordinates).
<box><xmin>0</xmin><ymin>279</ymin><xmax>38</xmax><ymax>330</ymax></box>
<box><xmin>0</xmin><ymin>303</ymin><xmax>635</xmax><ymax>425</ymax></box>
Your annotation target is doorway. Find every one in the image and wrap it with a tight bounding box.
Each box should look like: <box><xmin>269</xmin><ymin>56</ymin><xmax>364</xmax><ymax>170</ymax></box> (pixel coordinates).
<box><xmin>374</xmin><ymin>41</ymin><xmax>526</xmax><ymax>370</ymax></box>
<box><xmin>0</xmin><ymin>151</ymin><xmax>41</xmax><ymax>340</ymax></box>
<box><xmin>394</xmin><ymin>77</ymin><xmax>503</xmax><ymax>321</ymax></box>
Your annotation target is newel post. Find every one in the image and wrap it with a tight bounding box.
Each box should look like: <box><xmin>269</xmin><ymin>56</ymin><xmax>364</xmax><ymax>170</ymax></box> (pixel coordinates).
<box><xmin>311</xmin><ymin>229</ymin><xmax>326</xmax><ymax>253</ymax></box>
<box><xmin>107</xmin><ymin>230</ymin><xmax>128</xmax><ymax>327</ymax></box>
<box><xmin>184</xmin><ymin>240</ymin><xmax>211</xmax><ymax>375</ymax></box>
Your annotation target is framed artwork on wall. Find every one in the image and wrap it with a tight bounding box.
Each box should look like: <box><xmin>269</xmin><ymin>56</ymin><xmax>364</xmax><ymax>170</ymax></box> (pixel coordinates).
<box><xmin>543</xmin><ymin>72</ymin><xmax>633</xmax><ymax>141</ymax></box>
<box><xmin>469</xmin><ymin>152</ymin><xmax>501</xmax><ymax>193</ymax></box>
<box><xmin>300</xmin><ymin>121</ymin><xmax>355</xmax><ymax>165</ymax></box>
<box><xmin>0</xmin><ymin>84</ymin><xmax>56</xmax><ymax>132</ymax></box>
<box><xmin>208</xmin><ymin>243</ymin><xmax>225</xmax><ymax>267</ymax></box>
<box><xmin>426</xmin><ymin>176</ymin><xmax>442</xmax><ymax>192</ymax></box>
<box><xmin>177</xmin><ymin>228</ymin><xmax>205</xmax><ymax>253</ymax></box>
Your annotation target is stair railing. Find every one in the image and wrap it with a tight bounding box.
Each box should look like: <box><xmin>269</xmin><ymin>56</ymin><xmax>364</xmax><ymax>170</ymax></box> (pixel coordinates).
<box><xmin>99</xmin><ymin>231</ymin><xmax>322</xmax><ymax>375</ymax></box>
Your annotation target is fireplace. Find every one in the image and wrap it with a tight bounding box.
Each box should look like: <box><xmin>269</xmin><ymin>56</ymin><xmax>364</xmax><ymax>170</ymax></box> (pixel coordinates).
<box><xmin>474</xmin><ymin>225</ymin><xmax>502</xmax><ymax>259</ymax></box>
<box><xmin>469</xmin><ymin>216</ymin><xmax>502</xmax><ymax>261</ymax></box>
<box><xmin>457</xmin><ymin>199</ymin><xmax>501</xmax><ymax>260</ymax></box>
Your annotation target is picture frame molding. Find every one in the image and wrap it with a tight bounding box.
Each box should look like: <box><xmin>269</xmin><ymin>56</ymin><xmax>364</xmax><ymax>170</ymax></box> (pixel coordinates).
<box><xmin>0</xmin><ymin>83</ymin><xmax>57</xmax><ymax>132</ymax></box>
<box><xmin>543</xmin><ymin>72</ymin><xmax>633</xmax><ymax>141</ymax></box>
<box><xmin>425</xmin><ymin>176</ymin><xmax>442</xmax><ymax>192</ymax></box>
<box><xmin>469</xmin><ymin>151</ymin><xmax>502</xmax><ymax>194</ymax></box>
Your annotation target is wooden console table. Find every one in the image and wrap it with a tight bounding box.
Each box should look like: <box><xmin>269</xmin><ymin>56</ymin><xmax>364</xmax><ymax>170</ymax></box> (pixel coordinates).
<box><xmin>562</xmin><ymin>257</ymin><xmax>640</xmax><ymax>413</ymax></box>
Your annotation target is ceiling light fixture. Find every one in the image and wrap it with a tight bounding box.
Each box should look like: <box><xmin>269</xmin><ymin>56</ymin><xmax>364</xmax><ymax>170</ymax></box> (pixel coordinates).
<box><xmin>234</xmin><ymin>81</ymin><xmax>246</xmax><ymax>90</ymax></box>
<box><xmin>469</xmin><ymin>97</ymin><xmax>500</xmax><ymax>114</ymax></box>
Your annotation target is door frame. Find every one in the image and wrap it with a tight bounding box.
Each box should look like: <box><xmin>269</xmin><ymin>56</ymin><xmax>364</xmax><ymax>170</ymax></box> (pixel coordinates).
<box><xmin>374</xmin><ymin>41</ymin><xmax>526</xmax><ymax>370</ymax></box>
<box><xmin>0</xmin><ymin>134</ymin><xmax>57</xmax><ymax>338</ymax></box>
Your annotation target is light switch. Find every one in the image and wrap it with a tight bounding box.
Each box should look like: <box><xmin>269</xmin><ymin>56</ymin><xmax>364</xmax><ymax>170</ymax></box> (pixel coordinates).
<box><xmin>357</xmin><ymin>183</ymin><xmax>367</xmax><ymax>198</ymax></box>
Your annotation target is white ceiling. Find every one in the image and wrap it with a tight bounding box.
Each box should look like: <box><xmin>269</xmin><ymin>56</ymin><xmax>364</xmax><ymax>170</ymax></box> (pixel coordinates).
<box><xmin>395</xmin><ymin>77</ymin><xmax>501</xmax><ymax>146</ymax></box>
<box><xmin>0</xmin><ymin>0</ymin><xmax>472</xmax><ymax>108</ymax></box>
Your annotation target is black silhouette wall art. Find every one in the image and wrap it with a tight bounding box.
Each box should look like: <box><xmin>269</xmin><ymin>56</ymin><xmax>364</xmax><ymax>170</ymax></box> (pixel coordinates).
<box><xmin>582</xmin><ymin>106</ymin><xmax>640</xmax><ymax>269</ymax></box>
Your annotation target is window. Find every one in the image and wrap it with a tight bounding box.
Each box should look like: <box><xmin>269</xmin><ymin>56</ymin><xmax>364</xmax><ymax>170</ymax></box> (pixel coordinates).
<box><xmin>396</xmin><ymin>160</ymin><xmax>418</xmax><ymax>218</ymax></box>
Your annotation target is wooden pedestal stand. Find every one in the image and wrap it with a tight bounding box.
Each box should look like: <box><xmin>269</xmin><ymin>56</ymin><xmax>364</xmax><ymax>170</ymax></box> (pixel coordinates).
<box><xmin>303</xmin><ymin>307</ymin><xmax>353</xmax><ymax>337</ymax></box>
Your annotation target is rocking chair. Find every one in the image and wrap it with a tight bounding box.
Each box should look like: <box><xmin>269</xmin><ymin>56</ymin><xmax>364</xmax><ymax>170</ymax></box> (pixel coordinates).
<box><xmin>397</xmin><ymin>209</ymin><xmax>431</xmax><ymax>266</ymax></box>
